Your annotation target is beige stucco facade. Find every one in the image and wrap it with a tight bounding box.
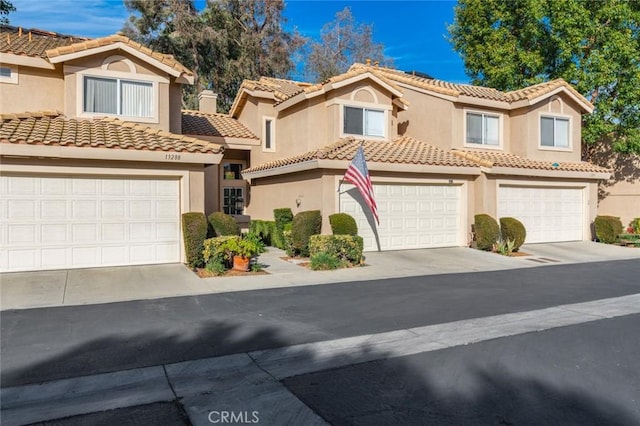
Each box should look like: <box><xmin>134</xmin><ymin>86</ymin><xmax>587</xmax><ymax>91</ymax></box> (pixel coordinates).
<box><xmin>0</xmin><ymin>63</ymin><xmax>64</xmax><ymax>112</ymax></box>
<box><xmin>238</xmin><ymin>71</ymin><xmax>608</xmax><ymax>246</ymax></box>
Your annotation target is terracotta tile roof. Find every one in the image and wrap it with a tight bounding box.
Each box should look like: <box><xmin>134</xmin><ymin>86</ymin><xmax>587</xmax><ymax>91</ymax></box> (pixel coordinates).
<box><xmin>350</xmin><ymin>63</ymin><xmax>593</xmax><ymax>109</ymax></box>
<box><xmin>298</xmin><ymin>67</ymin><xmax>403</xmax><ymax>99</ymax></box>
<box><xmin>1</xmin><ymin>25</ymin><xmax>85</xmax><ymax>58</ymax></box>
<box><xmin>243</xmin><ymin>136</ymin><xmax>479</xmax><ymax>174</ymax></box>
<box><xmin>0</xmin><ymin>112</ymin><xmax>223</xmax><ymax>154</ymax></box>
<box><xmin>452</xmin><ymin>150</ymin><xmax>609</xmax><ymax>173</ymax></box>
<box><xmin>234</xmin><ymin>69</ymin><xmax>406</xmax><ymax>111</ymax></box>
<box><xmin>181</xmin><ymin>110</ymin><xmax>258</xmax><ymax>139</ymax></box>
<box><xmin>0</xmin><ymin>25</ymin><xmax>193</xmax><ymax>77</ymax></box>
<box><xmin>46</xmin><ymin>34</ymin><xmax>193</xmax><ymax>77</ymax></box>
<box><xmin>237</xmin><ymin>77</ymin><xmax>307</xmax><ymax>102</ymax></box>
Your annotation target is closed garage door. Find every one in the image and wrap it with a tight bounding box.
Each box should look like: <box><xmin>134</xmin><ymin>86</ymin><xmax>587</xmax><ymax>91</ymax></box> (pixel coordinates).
<box><xmin>497</xmin><ymin>185</ymin><xmax>584</xmax><ymax>243</ymax></box>
<box><xmin>340</xmin><ymin>183</ymin><xmax>462</xmax><ymax>251</ymax></box>
<box><xmin>0</xmin><ymin>175</ymin><xmax>181</xmax><ymax>272</ymax></box>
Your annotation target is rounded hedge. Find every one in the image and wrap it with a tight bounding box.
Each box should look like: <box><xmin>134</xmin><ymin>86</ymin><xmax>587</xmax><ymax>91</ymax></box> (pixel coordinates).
<box><xmin>273</xmin><ymin>208</ymin><xmax>294</xmax><ymax>249</ymax></box>
<box><xmin>329</xmin><ymin>213</ymin><xmax>358</xmax><ymax>236</ymax></box>
<box><xmin>291</xmin><ymin>210</ymin><xmax>322</xmax><ymax>257</ymax></box>
<box><xmin>474</xmin><ymin>214</ymin><xmax>500</xmax><ymax>251</ymax></box>
<box><xmin>208</xmin><ymin>212</ymin><xmax>240</xmax><ymax>236</ymax></box>
<box><xmin>182</xmin><ymin>212</ymin><xmax>208</xmax><ymax>268</ymax></box>
<box><xmin>594</xmin><ymin>215</ymin><xmax>623</xmax><ymax>244</ymax></box>
<box><xmin>499</xmin><ymin>217</ymin><xmax>526</xmax><ymax>252</ymax></box>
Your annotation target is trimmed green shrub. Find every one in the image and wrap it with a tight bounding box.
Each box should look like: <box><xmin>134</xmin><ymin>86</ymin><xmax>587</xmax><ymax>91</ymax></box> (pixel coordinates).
<box><xmin>310</xmin><ymin>252</ymin><xmax>342</xmax><ymax>270</ymax></box>
<box><xmin>182</xmin><ymin>212</ymin><xmax>208</xmax><ymax>268</ymax></box>
<box><xmin>273</xmin><ymin>208</ymin><xmax>294</xmax><ymax>249</ymax></box>
<box><xmin>249</xmin><ymin>220</ymin><xmax>276</xmax><ymax>246</ymax></box>
<box><xmin>594</xmin><ymin>215</ymin><xmax>623</xmax><ymax>244</ymax></box>
<box><xmin>283</xmin><ymin>229</ymin><xmax>295</xmax><ymax>257</ymax></box>
<box><xmin>208</xmin><ymin>212</ymin><xmax>240</xmax><ymax>236</ymax></box>
<box><xmin>309</xmin><ymin>234</ymin><xmax>364</xmax><ymax>266</ymax></box>
<box><xmin>203</xmin><ymin>236</ymin><xmax>241</xmax><ymax>268</ymax></box>
<box><xmin>291</xmin><ymin>210</ymin><xmax>322</xmax><ymax>257</ymax></box>
<box><xmin>329</xmin><ymin>213</ymin><xmax>358</xmax><ymax>236</ymax></box>
<box><xmin>474</xmin><ymin>214</ymin><xmax>500</xmax><ymax>251</ymax></box>
<box><xmin>499</xmin><ymin>217</ymin><xmax>526</xmax><ymax>252</ymax></box>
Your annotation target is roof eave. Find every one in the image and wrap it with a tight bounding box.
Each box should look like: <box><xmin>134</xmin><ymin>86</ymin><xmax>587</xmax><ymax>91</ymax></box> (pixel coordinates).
<box><xmin>47</xmin><ymin>42</ymin><xmax>186</xmax><ymax>80</ymax></box>
<box><xmin>486</xmin><ymin>166</ymin><xmax>609</xmax><ymax>180</ymax></box>
<box><xmin>510</xmin><ymin>86</ymin><xmax>594</xmax><ymax>113</ymax></box>
<box><xmin>275</xmin><ymin>72</ymin><xmax>405</xmax><ymax>113</ymax></box>
<box><xmin>242</xmin><ymin>159</ymin><xmax>482</xmax><ymax>180</ymax></box>
<box><xmin>0</xmin><ymin>52</ymin><xmax>55</xmax><ymax>69</ymax></box>
<box><xmin>0</xmin><ymin>142</ymin><xmax>223</xmax><ymax>165</ymax></box>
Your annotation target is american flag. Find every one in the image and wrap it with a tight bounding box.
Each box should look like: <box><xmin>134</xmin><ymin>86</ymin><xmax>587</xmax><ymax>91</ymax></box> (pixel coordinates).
<box><xmin>343</xmin><ymin>144</ymin><xmax>379</xmax><ymax>224</ymax></box>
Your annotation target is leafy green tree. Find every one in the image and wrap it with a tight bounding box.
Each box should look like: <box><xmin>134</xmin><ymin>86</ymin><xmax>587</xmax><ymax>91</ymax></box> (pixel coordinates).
<box><xmin>123</xmin><ymin>0</ymin><xmax>302</xmax><ymax>112</ymax></box>
<box><xmin>449</xmin><ymin>0</ymin><xmax>640</xmax><ymax>155</ymax></box>
<box><xmin>304</xmin><ymin>7</ymin><xmax>392</xmax><ymax>82</ymax></box>
<box><xmin>1</xmin><ymin>0</ymin><xmax>15</xmax><ymax>24</ymax></box>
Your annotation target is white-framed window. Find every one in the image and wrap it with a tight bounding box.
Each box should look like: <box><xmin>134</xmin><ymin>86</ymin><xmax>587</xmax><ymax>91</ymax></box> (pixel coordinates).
<box><xmin>465</xmin><ymin>112</ymin><xmax>500</xmax><ymax>147</ymax></box>
<box><xmin>262</xmin><ymin>116</ymin><xmax>276</xmax><ymax>152</ymax></box>
<box><xmin>0</xmin><ymin>65</ymin><xmax>18</xmax><ymax>84</ymax></box>
<box><xmin>83</xmin><ymin>75</ymin><xmax>154</xmax><ymax>118</ymax></box>
<box><xmin>223</xmin><ymin>187</ymin><xmax>244</xmax><ymax>215</ymax></box>
<box><xmin>343</xmin><ymin>106</ymin><xmax>385</xmax><ymax>138</ymax></box>
<box><xmin>540</xmin><ymin>115</ymin><xmax>570</xmax><ymax>149</ymax></box>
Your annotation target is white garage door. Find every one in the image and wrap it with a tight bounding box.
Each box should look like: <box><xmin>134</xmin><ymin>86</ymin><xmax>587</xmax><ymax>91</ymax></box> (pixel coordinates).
<box><xmin>497</xmin><ymin>185</ymin><xmax>584</xmax><ymax>243</ymax></box>
<box><xmin>340</xmin><ymin>183</ymin><xmax>462</xmax><ymax>251</ymax></box>
<box><xmin>0</xmin><ymin>175</ymin><xmax>181</xmax><ymax>272</ymax></box>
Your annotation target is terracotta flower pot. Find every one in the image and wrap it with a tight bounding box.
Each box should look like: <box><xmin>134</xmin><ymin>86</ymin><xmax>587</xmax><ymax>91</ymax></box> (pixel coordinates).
<box><xmin>233</xmin><ymin>255</ymin><xmax>250</xmax><ymax>272</ymax></box>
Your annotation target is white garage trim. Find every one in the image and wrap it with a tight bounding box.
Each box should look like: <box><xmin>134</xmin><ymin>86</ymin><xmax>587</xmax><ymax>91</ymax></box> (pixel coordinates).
<box><xmin>336</xmin><ymin>177</ymin><xmax>467</xmax><ymax>251</ymax></box>
<box><xmin>496</xmin><ymin>180</ymin><xmax>589</xmax><ymax>244</ymax></box>
<box><xmin>1</xmin><ymin>166</ymin><xmax>190</xmax><ymax>272</ymax></box>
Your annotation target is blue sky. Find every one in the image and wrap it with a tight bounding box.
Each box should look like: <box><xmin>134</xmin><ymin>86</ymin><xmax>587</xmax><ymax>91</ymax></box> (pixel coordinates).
<box><xmin>7</xmin><ymin>0</ymin><xmax>468</xmax><ymax>83</ymax></box>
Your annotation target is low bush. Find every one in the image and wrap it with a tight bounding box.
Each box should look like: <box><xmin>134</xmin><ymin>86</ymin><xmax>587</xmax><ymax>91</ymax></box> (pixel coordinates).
<box><xmin>204</xmin><ymin>257</ymin><xmax>226</xmax><ymax>275</ymax></box>
<box><xmin>499</xmin><ymin>217</ymin><xmax>526</xmax><ymax>252</ymax></box>
<box><xmin>208</xmin><ymin>212</ymin><xmax>240</xmax><ymax>236</ymax></box>
<box><xmin>291</xmin><ymin>210</ymin><xmax>322</xmax><ymax>257</ymax></box>
<box><xmin>329</xmin><ymin>213</ymin><xmax>358</xmax><ymax>236</ymax></box>
<box><xmin>629</xmin><ymin>218</ymin><xmax>640</xmax><ymax>234</ymax></box>
<box><xmin>249</xmin><ymin>220</ymin><xmax>276</xmax><ymax>246</ymax></box>
<box><xmin>273</xmin><ymin>208</ymin><xmax>294</xmax><ymax>249</ymax></box>
<box><xmin>310</xmin><ymin>252</ymin><xmax>343</xmax><ymax>270</ymax></box>
<box><xmin>309</xmin><ymin>234</ymin><xmax>364</xmax><ymax>266</ymax></box>
<box><xmin>474</xmin><ymin>214</ymin><xmax>500</xmax><ymax>251</ymax></box>
<box><xmin>594</xmin><ymin>215</ymin><xmax>623</xmax><ymax>244</ymax></box>
<box><xmin>182</xmin><ymin>212</ymin><xmax>208</xmax><ymax>268</ymax></box>
<box><xmin>203</xmin><ymin>236</ymin><xmax>241</xmax><ymax>268</ymax></box>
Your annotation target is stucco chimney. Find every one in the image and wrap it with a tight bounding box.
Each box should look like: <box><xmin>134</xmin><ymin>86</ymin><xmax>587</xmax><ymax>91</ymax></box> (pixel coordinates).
<box><xmin>198</xmin><ymin>90</ymin><xmax>218</xmax><ymax>114</ymax></box>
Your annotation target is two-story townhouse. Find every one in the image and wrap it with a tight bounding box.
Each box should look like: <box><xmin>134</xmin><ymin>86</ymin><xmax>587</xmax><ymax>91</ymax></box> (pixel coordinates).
<box><xmin>237</xmin><ymin>63</ymin><xmax>609</xmax><ymax>251</ymax></box>
<box><xmin>0</xmin><ymin>26</ymin><xmax>256</xmax><ymax>272</ymax></box>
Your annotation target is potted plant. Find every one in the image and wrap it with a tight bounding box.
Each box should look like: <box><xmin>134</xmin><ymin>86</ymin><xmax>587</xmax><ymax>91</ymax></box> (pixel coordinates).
<box><xmin>224</xmin><ymin>236</ymin><xmax>262</xmax><ymax>271</ymax></box>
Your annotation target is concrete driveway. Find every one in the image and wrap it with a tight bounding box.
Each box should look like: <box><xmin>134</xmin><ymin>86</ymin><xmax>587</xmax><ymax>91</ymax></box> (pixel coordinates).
<box><xmin>1</xmin><ymin>241</ymin><xmax>638</xmax><ymax>311</ymax></box>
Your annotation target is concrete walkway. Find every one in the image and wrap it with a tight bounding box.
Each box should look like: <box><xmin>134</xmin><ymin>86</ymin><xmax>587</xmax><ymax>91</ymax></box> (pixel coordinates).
<box><xmin>2</xmin><ymin>293</ymin><xmax>639</xmax><ymax>426</ymax></box>
<box><xmin>1</xmin><ymin>241</ymin><xmax>638</xmax><ymax>311</ymax></box>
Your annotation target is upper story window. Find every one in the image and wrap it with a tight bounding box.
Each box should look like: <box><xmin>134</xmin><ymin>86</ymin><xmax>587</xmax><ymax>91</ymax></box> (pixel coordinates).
<box><xmin>223</xmin><ymin>162</ymin><xmax>244</xmax><ymax>180</ymax></box>
<box><xmin>0</xmin><ymin>66</ymin><xmax>18</xmax><ymax>84</ymax></box>
<box><xmin>262</xmin><ymin>116</ymin><xmax>276</xmax><ymax>152</ymax></box>
<box><xmin>540</xmin><ymin>116</ymin><xmax>570</xmax><ymax>149</ymax></box>
<box><xmin>466</xmin><ymin>112</ymin><xmax>500</xmax><ymax>146</ymax></box>
<box><xmin>344</xmin><ymin>106</ymin><xmax>385</xmax><ymax>138</ymax></box>
<box><xmin>83</xmin><ymin>76</ymin><xmax>153</xmax><ymax>118</ymax></box>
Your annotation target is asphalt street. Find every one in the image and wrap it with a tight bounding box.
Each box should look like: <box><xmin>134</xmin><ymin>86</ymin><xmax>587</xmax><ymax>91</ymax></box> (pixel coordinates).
<box><xmin>285</xmin><ymin>314</ymin><xmax>640</xmax><ymax>426</ymax></box>
<box><xmin>2</xmin><ymin>259</ymin><xmax>640</xmax><ymax>387</ymax></box>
